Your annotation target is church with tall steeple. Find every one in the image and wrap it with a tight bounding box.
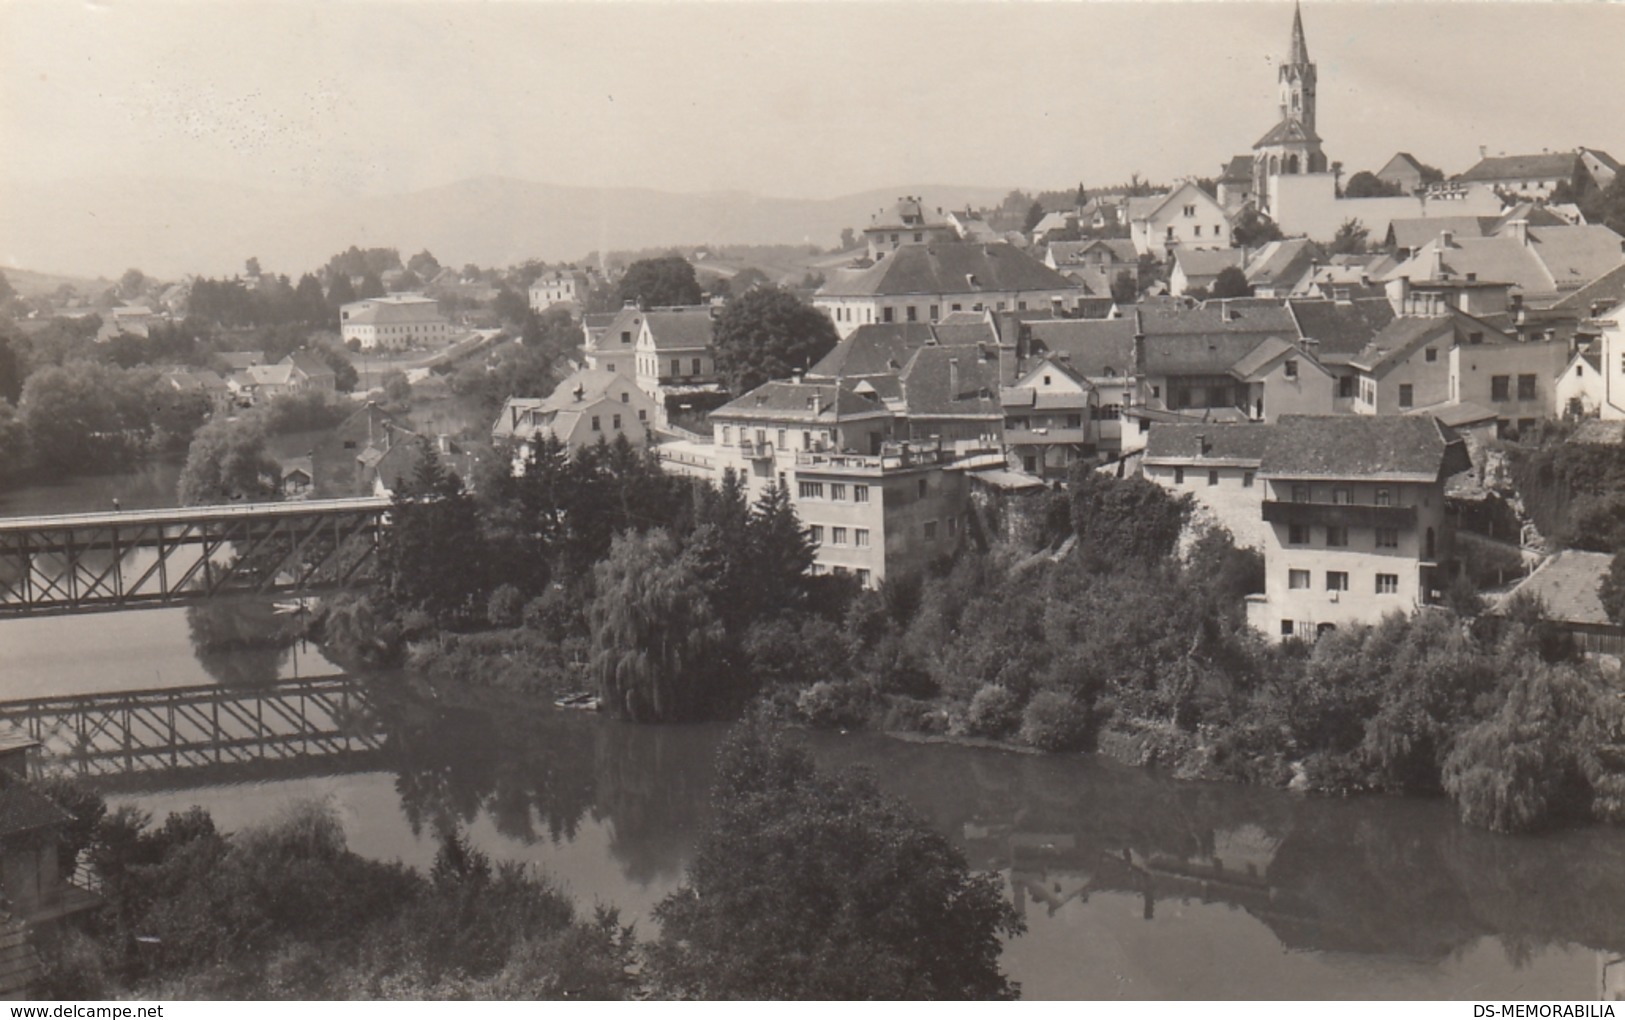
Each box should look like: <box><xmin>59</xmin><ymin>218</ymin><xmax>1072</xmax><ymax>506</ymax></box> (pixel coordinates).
<box><xmin>1250</xmin><ymin>1</ymin><xmax>1330</xmax><ymax>217</ymax></box>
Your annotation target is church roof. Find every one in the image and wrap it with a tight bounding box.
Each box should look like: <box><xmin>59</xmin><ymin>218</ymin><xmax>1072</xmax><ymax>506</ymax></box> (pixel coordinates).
<box><xmin>1288</xmin><ymin>0</ymin><xmax>1310</xmax><ymax>65</ymax></box>
<box><xmin>1254</xmin><ymin>117</ymin><xmax>1322</xmax><ymax>150</ymax></box>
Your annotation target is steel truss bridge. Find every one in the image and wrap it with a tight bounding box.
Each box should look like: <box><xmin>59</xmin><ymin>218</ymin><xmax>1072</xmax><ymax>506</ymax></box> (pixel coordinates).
<box><xmin>0</xmin><ymin>498</ymin><xmax>390</xmax><ymax>617</ymax></box>
<box><xmin>0</xmin><ymin>675</ymin><xmax>384</xmax><ymax>780</ymax></box>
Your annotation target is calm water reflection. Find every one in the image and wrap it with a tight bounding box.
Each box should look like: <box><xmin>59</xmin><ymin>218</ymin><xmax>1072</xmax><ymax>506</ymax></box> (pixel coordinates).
<box><xmin>5</xmin><ymin>608</ymin><xmax>1625</xmax><ymax>999</ymax></box>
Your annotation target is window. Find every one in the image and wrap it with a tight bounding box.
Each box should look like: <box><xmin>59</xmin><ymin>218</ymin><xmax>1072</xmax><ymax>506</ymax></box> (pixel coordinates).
<box><xmin>929</xmin><ymin>305</ymin><xmax>939</xmax><ymax>320</ymax></box>
<box><xmin>1292</xmin><ymin>485</ymin><xmax>1311</xmax><ymax>503</ymax></box>
<box><xmin>1243</xmin><ymin>471</ymin><xmax>1255</xmax><ymax>488</ymax></box>
<box><xmin>1425</xmin><ymin>347</ymin><xmax>1438</xmax><ymax>363</ymax></box>
<box><xmin>829</xmin><ymin>483</ymin><xmax>847</xmax><ymax>501</ymax></box>
<box><xmin>1399</xmin><ymin>384</ymin><xmax>1413</xmax><ymax>408</ymax></box>
<box><xmin>721</xmin><ymin>426</ymin><xmax>731</xmax><ymax>444</ymax></box>
<box><xmin>906</xmin><ymin>306</ymin><xmax>918</xmax><ymax>322</ymax></box>
<box><xmin>798</xmin><ymin>481</ymin><xmax>824</xmax><ymax>499</ymax></box>
<box><xmin>1491</xmin><ymin>375</ymin><xmax>1510</xmax><ymax>401</ymax></box>
<box><xmin>1326</xmin><ymin>526</ymin><xmax>1348</xmax><ymax>547</ymax></box>
<box><xmin>854</xmin><ymin>529</ymin><xmax>870</xmax><ymax>548</ymax></box>
<box><xmin>917</xmin><ymin>479</ymin><xmax>928</xmax><ymax>498</ymax></box>
<box><xmin>692</xmin><ymin>358</ymin><xmax>702</xmax><ymax>375</ymax></box>
<box><xmin>1066</xmin><ymin>414</ymin><xmax>1082</xmax><ymax>428</ymax></box>
<box><xmin>882</xmin><ymin>307</ymin><xmax>894</xmax><ymax>323</ymax></box>
<box><xmin>913</xmin><ymin>231</ymin><xmax>922</xmax><ymax>242</ymax></box>
<box><xmin>620</xmin><ymin>330</ymin><xmax>631</xmax><ymax>344</ymax></box>
<box><xmin>1332</xmin><ymin>488</ymin><xmax>1351</xmax><ymax>505</ymax></box>
<box><xmin>1281</xmin><ymin>619</ymin><xmax>1296</xmax><ymax>637</ymax></box>
<box><xmin>1194</xmin><ymin>225</ymin><xmax>1202</xmax><ymax>237</ymax></box>
<box><xmin>638</xmin><ymin>409</ymin><xmax>647</xmax><ymax>422</ymax></box>
<box><xmin>1518</xmin><ymin>374</ymin><xmax>1537</xmax><ymax>400</ymax></box>
<box><xmin>1288</xmin><ymin>524</ymin><xmax>1310</xmax><ymax>545</ymax></box>
<box><xmin>948</xmin><ymin>517</ymin><xmax>958</xmax><ymax>536</ymax></box>
<box><xmin>854</xmin><ymin>484</ymin><xmax>870</xmax><ymax>503</ymax></box>
<box><xmin>755</xmin><ymin>429</ymin><xmax>766</xmax><ymax>446</ymax></box>
<box><xmin>1165</xmin><ymin>226</ymin><xmax>1176</xmax><ymax>240</ymax></box>
<box><xmin>1174</xmin><ymin>467</ymin><xmax>1185</xmax><ymax>484</ymax></box>
<box><xmin>1289</xmin><ymin>569</ymin><xmax>1311</xmax><ymax>590</ymax></box>
<box><xmin>778</xmin><ymin>429</ymin><xmax>787</xmax><ymax>448</ymax></box>
<box><xmin>809</xmin><ymin>525</ymin><xmax>824</xmax><ymax>544</ymax></box>
<box><xmin>612</xmin><ymin>413</ymin><xmax>622</xmax><ymax>429</ymax></box>
<box><xmin>856</xmin><ymin>569</ymin><xmax>871</xmax><ymax>587</ymax></box>
<box><xmin>670</xmin><ymin>358</ymin><xmax>681</xmax><ymax>378</ymax></box>
<box><xmin>1183</xmin><ymin>204</ymin><xmax>1196</xmax><ymax>217</ymax></box>
<box><xmin>591</xmin><ymin>415</ymin><xmax>601</xmax><ymax>431</ymax></box>
<box><xmin>1339</xmin><ymin>376</ymin><xmax>1356</xmax><ymax>399</ymax></box>
<box><xmin>1326</xmin><ymin>571</ymin><xmax>1350</xmax><ymax>591</ymax></box>
<box><xmin>831</xmin><ymin>527</ymin><xmax>848</xmax><ymax>545</ymax></box>
<box><xmin>1375</xmin><ymin>488</ymin><xmax>1392</xmax><ymax>507</ymax></box>
<box><xmin>1469</xmin><ymin>331</ymin><xmax>1484</xmax><ymax>346</ymax></box>
<box><xmin>1376</xmin><ymin>574</ymin><xmax>1399</xmax><ymax>594</ymax></box>
<box><xmin>923</xmin><ymin>520</ymin><xmax>938</xmax><ymax>541</ymax></box>
<box><xmin>1208</xmin><ymin>469</ymin><xmax>1219</xmax><ymax>486</ymax></box>
<box><xmin>1284</xmin><ymin>359</ymin><xmax>1299</xmax><ymax>379</ymax></box>
<box><xmin>1375</xmin><ymin>527</ymin><xmax>1399</xmax><ymax>549</ymax></box>
<box><xmin>620</xmin><ymin>391</ymin><xmax>629</xmax><ymax>403</ymax></box>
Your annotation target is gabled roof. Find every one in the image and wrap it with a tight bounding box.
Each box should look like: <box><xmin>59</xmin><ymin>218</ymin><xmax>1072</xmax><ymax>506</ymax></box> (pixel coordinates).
<box><xmin>1260</xmin><ymin>415</ymin><xmax>1468</xmax><ymax>482</ymax></box>
<box><xmin>1550</xmin><ymin>262</ymin><xmax>1625</xmax><ymax>313</ymax></box>
<box><xmin>1244</xmin><ymin>238</ymin><xmax>1320</xmax><ymax>288</ymax></box>
<box><xmin>342</xmin><ymin>295</ymin><xmax>445</xmax><ymax>326</ymax></box>
<box><xmin>640</xmin><ymin>307</ymin><xmax>715</xmax><ymax>351</ymax></box>
<box><xmin>591</xmin><ymin>306</ymin><xmax>646</xmax><ymax>351</ymax></box>
<box><xmin>930</xmin><ymin>316</ymin><xmax>1001</xmax><ymax>348</ymax></box>
<box><xmin>244</xmin><ymin>363</ymin><xmax>295</xmax><ymax>387</ymax></box>
<box><xmin>1349</xmin><ymin>316</ymin><xmax>1456</xmax><ymax>374</ymax></box>
<box><xmin>1025</xmin><ymin>319</ymin><xmax>1138</xmax><ymax>379</ymax></box>
<box><xmin>712</xmin><ymin>380</ymin><xmax>887</xmax><ymax>423</ymax></box>
<box><xmin>1229</xmin><ymin>336</ymin><xmax>1304</xmax><ymax>381</ymax></box>
<box><xmin>1457</xmin><ymin>151</ymin><xmax>1579</xmax><ymax>184</ymax></box>
<box><xmin>1003</xmin><ymin>355</ymin><xmax>1093</xmax><ymax>406</ymax></box>
<box><xmin>1385</xmin><ymin>216</ymin><xmax>1497</xmax><ymax>252</ymax></box>
<box><xmin>1286</xmin><ymin>296</ymin><xmax>1397</xmax><ymax>361</ymax></box>
<box><xmin>899</xmin><ymin>346</ymin><xmax>1003</xmax><ymax>418</ymax></box>
<box><xmin>1253</xmin><ymin>117</ymin><xmax>1321</xmax><ymax>149</ymax></box>
<box><xmin>0</xmin><ymin>783</ymin><xmax>71</xmax><ymax>838</ymax></box>
<box><xmin>1047</xmin><ymin>239</ymin><xmax>1138</xmax><ymax>266</ymax></box>
<box><xmin>538</xmin><ymin>369</ymin><xmax>636</xmax><ymax>412</ymax></box>
<box><xmin>1143</xmin><ymin>333</ymin><xmax>1278</xmax><ymax>376</ymax></box>
<box><xmin>1127</xmin><ymin>181</ymin><xmax>1225</xmax><ymax>225</ymax></box>
<box><xmin>1219</xmin><ymin>155</ymin><xmax>1255</xmax><ymax>183</ymax></box>
<box><xmin>1520</xmin><ymin>225</ymin><xmax>1625</xmax><ymax>291</ymax></box>
<box><xmin>807</xmin><ymin>323</ymin><xmax>934</xmax><ymax>379</ymax></box>
<box><xmin>1144</xmin><ymin>422</ymin><xmax>1274</xmax><ymax>465</ymax></box>
<box><xmin>1174</xmin><ymin>248</ymin><xmax>1245</xmax><ymax>280</ymax></box>
<box><xmin>284</xmin><ymin>350</ymin><xmax>334</xmax><ymax>379</ymax></box>
<box><xmin>1386</xmin><ymin>235</ymin><xmax>1556</xmax><ymax>296</ymax></box>
<box><xmin>1499</xmin><ymin>550</ymin><xmax>1618</xmax><ymax>627</ymax></box>
<box><xmin>815</xmin><ymin>243</ymin><xmax>1081</xmax><ymax>298</ymax></box>
<box><xmin>1137</xmin><ymin>299</ymin><xmax>1297</xmax><ymax>338</ymax></box>
<box><xmin>1377</xmin><ymin>152</ymin><xmax>1425</xmax><ymax>180</ymax></box>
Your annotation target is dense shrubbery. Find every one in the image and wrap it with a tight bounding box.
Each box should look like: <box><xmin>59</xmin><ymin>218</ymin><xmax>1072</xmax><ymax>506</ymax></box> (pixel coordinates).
<box><xmin>1504</xmin><ymin>426</ymin><xmax>1625</xmax><ymax>553</ymax></box>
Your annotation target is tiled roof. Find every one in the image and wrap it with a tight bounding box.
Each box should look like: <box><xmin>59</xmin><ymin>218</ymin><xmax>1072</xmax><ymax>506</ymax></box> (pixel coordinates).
<box><xmin>1377</xmin><ymin>152</ymin><xmax>1425</xmax><ymax>179</ymax></box>
<box><xmin>342</xmin><ymin>295</ymin><xmax>444</xmax><ymax>326</ymax></box>
<box><xmin>591</xmin><ymin>306</ymin><xmax>645</xmax><ymax>352</ymax></box>
<box><xmin>1550</xmin><ymin>262</ymin><xmax>1625</xmax><ymax>313</ymax></box>
<box><xmin>930</xmin><ymin>317</ymin><xmax>1001</xmax><ymax>348</ymax></box>
<box><xmin>0</xmin><ymin>783</ymin><xmax>71</xmax><ymax>838</ymax></box>
<box><xmin>1387</xmin><ymin>236</ymin><xmax>1556</xmax><ymax>296</ymax></box>
<box><xmin>1253</xmin><ymin>117</ymin><xmax>1322</xmax><ymax>149</ymax></box>
<box><xmin>641</xmin><ymin>307</ymin><xmax>715</xmax><ymax>351</ymax></box>
<box><xmin>217</xmin><ymin>351</ymin><xmax>265</xmax><ymax>370</ymax></box>
<box><xmin>1349</xmin><ymin>316</ymin><xmax>1455</xmax><ymax>374</ymax></box>
<box><xmin>1143</xmin><ymin>333</ymin><xmax>1274</xmax><ymax>376</ymax></box>
<box><xmin>1385</xmin><ymin>217</ymin><xmax>1496</xmax><ymax>252</ymax></box>
<box><xmin>712</xmin><ymin>380</ymin><xmax>887</xmax><ymax>423</ymax></box>
<box><xmin>1175</xmin><ymin>248</ymin><xmax>1245</xmax><ymax>279</ymax></box>
<box><xmin>1229</xmin><ymin>336</ymin><xmax>1300</xmax><ymax>381</ymax></box>
<box><xmin>1499</xmin><ymin>550</ymin><xmax>1618</xmax><ymax>627</ymax></box>
<box><xmin>1025</xmin><ymin>319</ymin><xmax>1138</xmax><ymax>378</ymax></box>
<box><xmin>899</xmin><ymin>346</ymin><xmax>1004</xmax><ymax>418</ymax></box>
<box><xmin>1137</xmin><ymin>300</ymin><xmax>1297</xmax><ymax>337</ymax></box>
<box><xmin>1260</xmin><ymin>415</ymin><xmax>1467</xmax><ymax>482</ymax></box>
<box><xmin>807</xmin><ymin>323</ymin><xmax>934</xmax><ymax>379</ymax></box>
<box><xmin>1047</xmin><ymin>239</ymin><xmax>1138</xmax><ymax>266</ymax></box>
<box><xmin>815</xmin><ymin>243</ymin><xmax>1081</xmax><ymax>298</ymax></box>
<box><xmin>1220</xmin><ymin>155</ymin><xmax>1255</xmax><ymax>183</ymax></box>
<box><xmin>1144</xmin><ymin>422</ymin><xmax>1274</xmax><ymax>464</ymax></box>
<box><xmin>1286</xmin><ymin>297</ymin><xmax>1397</xmax><ymax>360</ymax></box>
<box><xmin>1457</xmin><ymin>152</ymin><xmax>1579</xmax><ymax>183</ymax></box>
<box><xmin>1244</xmin><ymin>239</ymin><xmax>1320</xmax><ymax>287</ymax></box>
<box><xmin>538</xmin><ymin>369</ymin><xmax>629</xmax><ymax>412</ymax></box>
<box><xmin>1521</xmin><ymin>225</ymin><xmax>1625</xmax><ymax>291</ymax></box>
<box><xmin>285</xmin><ymin>351</ymin><xmax>334</xmax><ymax>379</ymax></box>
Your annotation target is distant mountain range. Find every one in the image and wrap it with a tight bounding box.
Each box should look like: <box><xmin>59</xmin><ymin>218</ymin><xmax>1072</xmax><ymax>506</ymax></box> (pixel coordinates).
<box><xmin>0</xmin><ymin>176</ymin><xmax>1014</xmax><ymax>282</ymax></box>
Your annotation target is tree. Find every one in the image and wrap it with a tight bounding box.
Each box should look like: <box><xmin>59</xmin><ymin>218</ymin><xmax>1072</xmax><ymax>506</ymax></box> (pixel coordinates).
<box><xmin>1329</xmin><ymin>218</ymin><xmax>1370</xmax><ymax>256</ymax></box>
<box><xmin>839</xmin><ymin>227</ymin><xmax>858</xmax><ymax>251</ymax></box>
<box><xmin>1074</xmin><ymin>182</ymin><xmax>1089</xmax><ymax>208</ymax></box>
<box><xmin>590</xmin><ymin>529</ymin><xmax>727</xmax><ymax>722</ymax></box>
<box><xmin>616</xmin><ymin>256</ymin><xmax>702</xmax><ymax>309</ymax></box>
<box><xmin>651</xmin><ymin>727</ymin><xmax>1023</xmax><ymax>999</ymax></box>
<box><xmin>1342</xmin><ymin>171</ymin><xmax>1403</xmax><ymax>198</ymax></box>
<box><xmin>178</xmin><ymin>418</ymin><xmax>281</xmax><ymax>505</ymax></box>
<box><xmin>1110</xmin><ymin>269</ymin><xmax>1138</xmax><ymax>305</ymax></box>
<box><xmin>326</xmin><ymin>273</ymin><xmax>357</xmax><ymax>309</ymax></box>
<box><xmin>358</xmin><ymin>272</ymin><xmax>386</xmax><ymax>300</ymax></box>
<box><xmin>1211</xmin><ymin>265</ymin><xmax>1252</xmax><ymax>299</ymax></box>
<box><xmin>1601</xmin><ymin>551</ymin><xmax>1625</xmax><ymax>626</ymax></box>
<box><xmin>380</xmin><ymin>438</ymin><xmax>486</xmax><ymax>624</ymax></box>
<box><xmin>492</xmin><ymin>286</ymin><xmax>529</xmax><ymax>326</ymax></box>
<box><xmin>1068</xmin><ymin>466</ymin><xmax>1191</xmax><ymax>569</ymax></box>
<box><xmin>1022</xmin><ymin>200</ymin><xmax>1047</xmax><ymax>234</ymax></box>
<box><xmin>119</xmin><ymin>268</ymin><xmax>147</xmax><ymax>300</ymax></box>
<box><xmin>244</xmin><ymin>257</ymin><xmax>262</xmax><ymax>279</ymax></box>
<box><xmin>393</xmin><ymin>268</ymin><xmax>424</xmax><ymax>293</ymax></box>
<box><xmin>711</xmin><ymin>287</ymin><xmax>840</xmax><ymax>394</ymax></box>
<box><xmin>407</xmin><ymin>249</ymin><xmax>442</xmax><ymax>278</ymax></box>
<box><xmin>744</xmin><ymin>479</ymin><xmax>816</xmax><ymax>609</ymax></box>
<box><xmin>1232</xmin><ymin>207</ymin><xmax>1284</xmax><ymax>248</ymax></box>
<box><xmin>0</xmin><ymin>270</ymin><xmax>16</xmax><ymax>306</ymax></box>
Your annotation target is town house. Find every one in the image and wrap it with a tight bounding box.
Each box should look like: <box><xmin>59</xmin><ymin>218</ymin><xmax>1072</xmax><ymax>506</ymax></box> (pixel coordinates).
<box><xmin>1141</xmin><ymin>423</ymin><xmax>1274</xmax><ymax>550</ymax></box>
<box><xmin>493</xmin><ymin>368</ymin><xmax>657</xmax><ymax>466</ymax></box>
<box><xmin>632</xmin><ymin>306</ymin><xmax>721</xmax><ymax>425</ymax></box>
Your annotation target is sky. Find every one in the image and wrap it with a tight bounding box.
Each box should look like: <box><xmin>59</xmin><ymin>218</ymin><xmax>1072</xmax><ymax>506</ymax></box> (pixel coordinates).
<box><xmin>3</xmin><ymin>1</ymin><xmax>1625</xmax><ymax>201</ymax></box>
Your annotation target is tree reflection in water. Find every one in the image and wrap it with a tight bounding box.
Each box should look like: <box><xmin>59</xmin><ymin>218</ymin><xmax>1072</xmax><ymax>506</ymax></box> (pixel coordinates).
<box><xmin>185</xmin><ymin>598</ymin><xmax>299</xmax><ymax>687</ymax></box>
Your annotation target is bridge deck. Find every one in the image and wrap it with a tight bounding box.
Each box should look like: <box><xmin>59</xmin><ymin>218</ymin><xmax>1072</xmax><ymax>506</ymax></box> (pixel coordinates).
<box><xmin>0</xmin><ymin>496</ymin><xmax>392</xmax><ymax>533</ymax></box>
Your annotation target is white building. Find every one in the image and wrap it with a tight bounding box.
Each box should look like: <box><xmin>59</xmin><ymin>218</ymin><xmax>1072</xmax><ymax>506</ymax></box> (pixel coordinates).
<box><xmin>340</xmin><ymin>295</ymin><xmax>450</xmax><ymax>351</ymax></box>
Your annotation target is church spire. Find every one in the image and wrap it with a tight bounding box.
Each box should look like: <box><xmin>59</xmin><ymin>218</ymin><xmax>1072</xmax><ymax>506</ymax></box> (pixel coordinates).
<box><xmin>1289</xmin><ymin>0</ymin><xmax>1310</xmax><ymax>66</ymax></box>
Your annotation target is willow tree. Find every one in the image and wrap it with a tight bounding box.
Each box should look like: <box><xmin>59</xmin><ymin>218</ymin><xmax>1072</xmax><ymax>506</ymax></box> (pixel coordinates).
<box><xmin>590</xmin><ymin>529</ymin><xmax>726</xmax><ymax>722</ymax></box>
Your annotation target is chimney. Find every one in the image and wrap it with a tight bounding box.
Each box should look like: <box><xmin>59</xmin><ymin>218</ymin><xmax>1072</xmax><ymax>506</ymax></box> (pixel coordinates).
<box><xmin>1430</xmin><ymin>243</ymin><xmax>1446</xmax><ymax>280</ymax></box>
<box><xmin>1479</xmin><ymin>144</ymin><xmax>1488</xmax><ymax>160</ymax></box>
<box><xmin>1132</xmin><ymin>332</ymin><xmax>1147</xmax><ymax>376</ymax></box>
<box><xmin>812</xmin><ymin>389</ymin><xmax>823</xmax><ymax>416</ymax></box>
<box><xmin>1195</xmin><ymin>433</ymin><xmax>1208</xmax><ymax>457</ymax></box>
<box><xmin>1220</xmin><ymin>300</ymin><xmax>1236</xmax><ymax>323</ymax></box>
<box><xmin>949</xmin><ymin>357</ymin><xmax>961</xmax><ymax>398</ymax></box>
<box><xmin>1509</xmin><ymin>219</ymin><xmax>1529</xmax><ymax>246</ymax></box>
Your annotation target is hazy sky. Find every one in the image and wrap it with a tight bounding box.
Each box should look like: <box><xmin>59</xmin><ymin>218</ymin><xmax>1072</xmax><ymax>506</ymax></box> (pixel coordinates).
<box><xmin>4</xmin><ymin>1</ymin><xmax>1624</xmax><ymax>200</ymax></box>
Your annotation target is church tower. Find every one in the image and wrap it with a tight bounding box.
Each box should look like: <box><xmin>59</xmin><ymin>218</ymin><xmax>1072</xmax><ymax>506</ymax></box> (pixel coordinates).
<box><xmin>1253</xmin><ymin>1</ymin><xmax>1329</xmax><ymax>216</ymax></box>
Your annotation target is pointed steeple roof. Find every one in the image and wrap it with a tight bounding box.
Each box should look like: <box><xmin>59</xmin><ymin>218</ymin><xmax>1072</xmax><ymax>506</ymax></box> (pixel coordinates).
<box><xmin>1288</xmin><ymin>0</ymin><xmax>1310</xmax><ymax>65</ymax></box>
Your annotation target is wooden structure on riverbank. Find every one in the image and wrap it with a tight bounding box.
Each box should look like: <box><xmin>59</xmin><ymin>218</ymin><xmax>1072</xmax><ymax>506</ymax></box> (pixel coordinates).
<box><xmin>0</xmin><ymin>498</ymin><xmax>389</xmax><ymax>617</ymax></box>
<box><xmin>0</xmin><ymin>676</ymin><xmax>384</xmax><ymax>779</ymax></box>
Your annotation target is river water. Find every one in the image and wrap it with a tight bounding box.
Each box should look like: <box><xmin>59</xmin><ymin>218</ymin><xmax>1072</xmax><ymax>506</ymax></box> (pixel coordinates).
<box><xmin>2</xmin><ymin>600</ymin><xmax>1624</xmax><ymax>999</ymax></box>
<box><xmin>3</xmin><ymin>474</ymin><xmax>1624</xmax><ymax>999</ymax></box>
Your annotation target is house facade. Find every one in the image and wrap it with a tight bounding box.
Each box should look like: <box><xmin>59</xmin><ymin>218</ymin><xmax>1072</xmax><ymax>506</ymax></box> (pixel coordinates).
<box><xmin>632</xmin><ymin>306</ymin><xmax>721</xmax><ymax>425</ymax></box>
<box><xmin>528</xmin><ymin>269</ymin><xmax>594</xmax><ymax>312</ymax></box>
<box><xmin>999</xmin><ymin>356</ymin><xmax>1098</xmax><ymax>479</ymax></box>
<box><xmin>1447</xmin><ymin>338</ymin><xmax>1569</xmax><ymax>435</ymax></box>
<box><xmin>1141</xmin><ymin>423</ymin><xmax>1273</xmax><ymax>549</ymax></box>
<box><xmin>1245</xmin><ymin>415</ymin><xmax>1469</xmax><ymax>641</ymax></box>
<box><xmin>1128</xmin><ymin>182</ymin><xmax>1233</xmax><ymax>258</ymax></box>
<box><xmin>340</xmin><ymin>295</ymin><xmax>451</xmax><ymax>351</ymax></box>
<box><xmin>494</xmin><ymin>369</ymin><xmax>657</xmax><ymax>463</ymax></box>
<box><xmin>861</xmin><ymin>197</ymin><xmax>960</xmax><ymax>261</ymax></box>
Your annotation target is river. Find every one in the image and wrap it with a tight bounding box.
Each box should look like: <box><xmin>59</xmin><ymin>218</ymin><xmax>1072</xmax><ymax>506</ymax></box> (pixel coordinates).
<box><xmin>3</xmin><ymin>599</ymin><xmax>1625</xmax><ymax>999</ymax></box>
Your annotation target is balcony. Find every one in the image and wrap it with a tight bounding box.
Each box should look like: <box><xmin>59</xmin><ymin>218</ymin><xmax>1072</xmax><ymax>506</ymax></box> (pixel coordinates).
<box><xmin>1261</xmin><ymin>501</ymin><xmax>1418</xmax><ymax>529</ymax></box>
<box><xmin>1004</xmin><ymin>426</ymin><xmax>1088</xmax><ymax>446</ymax></box>
<box><xmin>737</xmin><ymin>441</ymin><xmax>776</xmax><ymax>461</ymax></box>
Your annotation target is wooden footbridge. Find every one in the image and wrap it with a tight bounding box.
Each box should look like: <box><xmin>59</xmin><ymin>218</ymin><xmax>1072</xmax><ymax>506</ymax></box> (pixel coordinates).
<box><xmin>0</xmin><ymin>497</ymin><xmax>390</xmax><ymax>617</ymax></box>
<box><xmin>0</xmin><ymin>675</ymin><xmax>385</xmax><ymax>780</ymax></box>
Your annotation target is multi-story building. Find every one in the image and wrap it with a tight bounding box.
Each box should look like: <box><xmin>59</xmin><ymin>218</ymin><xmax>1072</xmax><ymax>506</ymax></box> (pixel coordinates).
<box><xmin>860</xmin><ymin>197</ymin><xmax>961</xmax><ymax>261</ymax></box>
<box><xmin>1245</xmin><ymin>415</ymin><xmax>1470</xmax><ymax>641</ymax></box>
<box><xmin>708</xmin><ymin>380</ymin><xmax>895</xmax><ymax>503</ymax></box>
<box><xmin>528</xmin><ymin>268</ymin><xmax>595</xmax><ymax>312</ymax></box>
<box><xmin>632</xmin><ymin>306</ymin><xmax>722</xmax><ymax>425</ymax></box>
<box><xmin>1128</xmin><ymin>181</ymin><xmax>1234</xmax><ymax>259</ymax></box>
<box><xmin>999</xmin><ymin>355</ymin><xmax>1098</xmax><ymax>479</ymax></box>
<box><xmin>815</xmin><ymin>243</ymin><xmax>1087</xmax><ymax>339</ymax></box>
<box><xmin>1594</xmin><ymin>299</ymin><xmax>1625</xmax><ymax>420</ymax></box>
<box><xmin>1447</xmin><ymin>337</ymin><xmax>1569</xmax><ymax>436</ymax></box>
<box><xmin>340</xmin><ymin>294</ymin><xmax>451</xmax><ymax>351</ymax></box>
<box><xmin>1141</xmin><ymin>423</ymin><xmax>1273</xmax><ymax>549</ymax></box>
<box><xmin>583</xmin><ymin>305</ymin><xmax>643</xmax><ymax>375</ymax></box>
<box><xmin>492</xmin><ymin>369</ymin><xmax>656</xmax><ymax>463</ymax></box>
